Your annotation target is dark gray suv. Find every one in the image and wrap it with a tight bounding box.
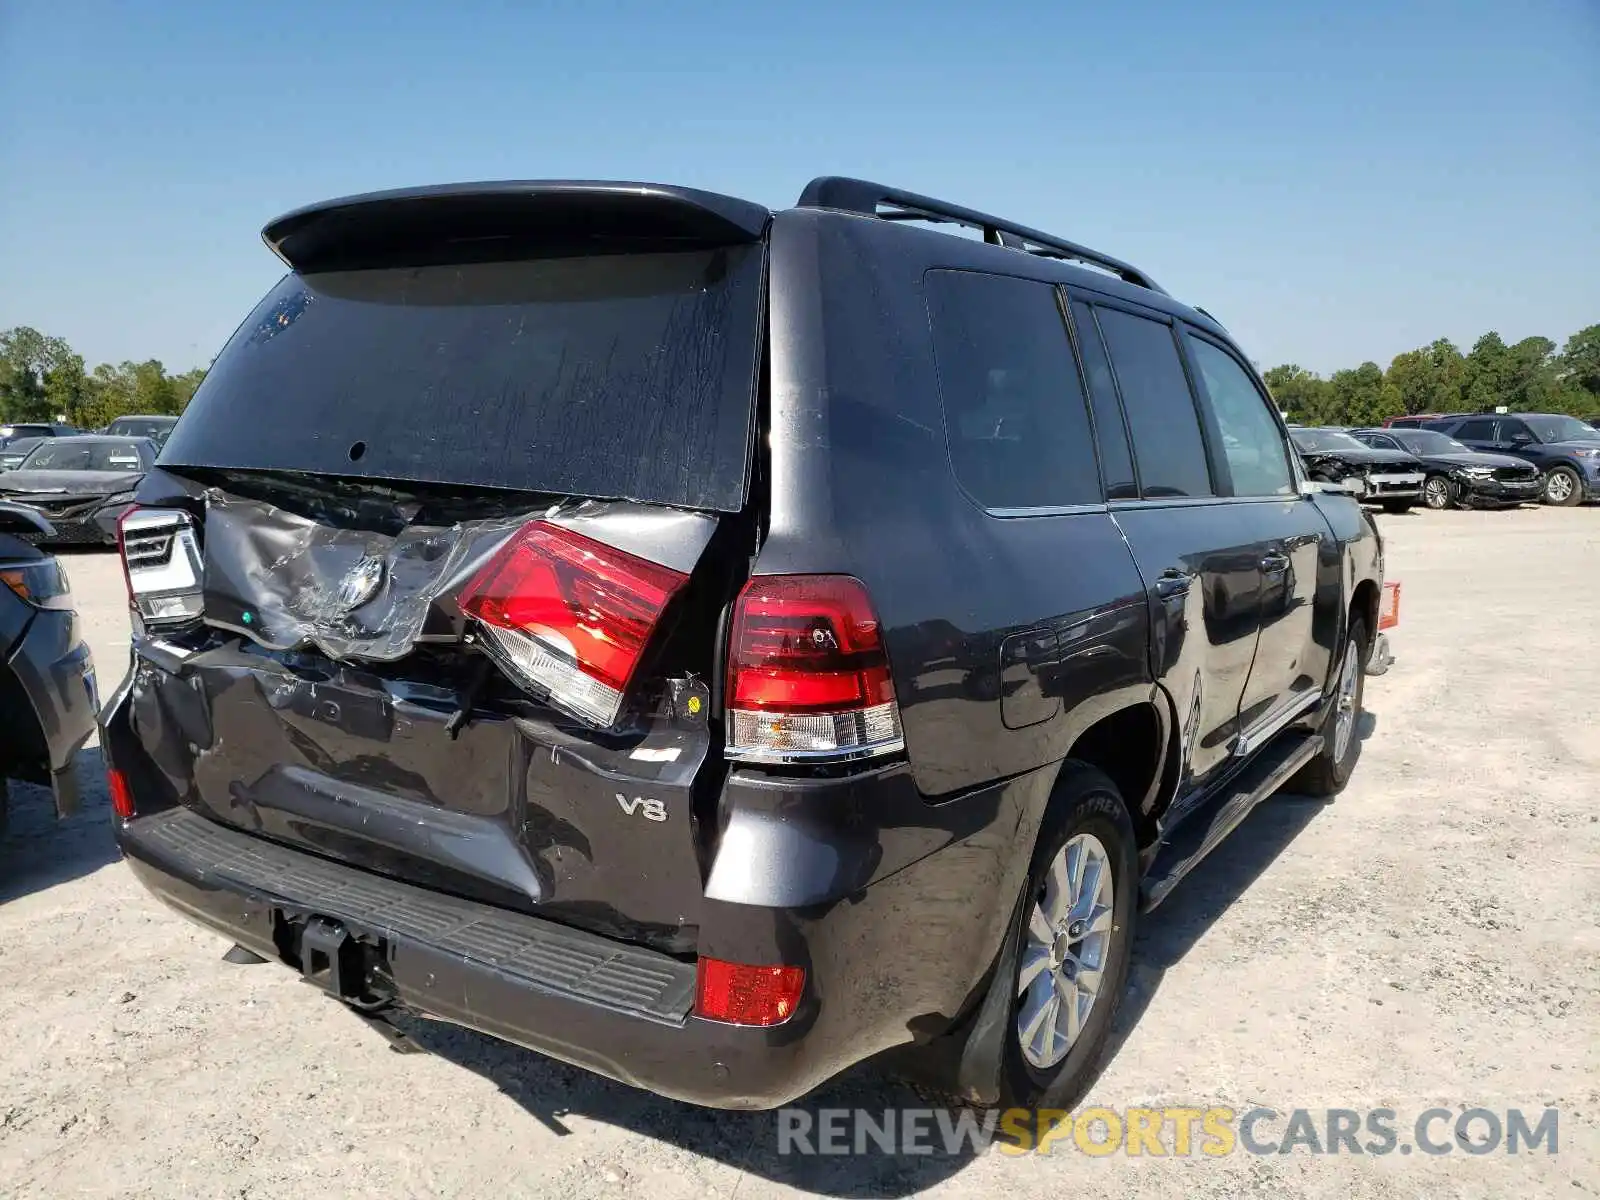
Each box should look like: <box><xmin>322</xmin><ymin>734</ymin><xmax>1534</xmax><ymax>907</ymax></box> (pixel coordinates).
<box><xmin>101</xmin><ymin>178</ymin><xmax>1388</xmax><ymax>1111</ymax></box>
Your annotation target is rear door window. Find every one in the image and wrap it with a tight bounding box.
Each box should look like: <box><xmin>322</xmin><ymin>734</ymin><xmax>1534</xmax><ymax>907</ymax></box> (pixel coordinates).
<box><xmin>1092</xmin><ymin>306</ymin><xmax>1214</xmax><ymax>498</ymax></box>
<box><xmin>1068</xmin><ymin>300</ymin><xmax>1138</xmax><ymax>500</ymax></box>
<box><xmin>1453</xmin><ymin>417</ymin><xmax>1497</xmax><ymax>441</ymax></box>
<box><xmin>1184</xmin><ymin>334</ymin><xmax>1295</xmax><ymax>498</ymax></box>
<box><xmin>161</xmin><ymin>247</ymin><xmax>765</xmax><ymax>512</ymax></box>
<box><xmin>925</xmin><ymin>271</ymin><xmax>1102</xmax><ymax>510</ymax></box>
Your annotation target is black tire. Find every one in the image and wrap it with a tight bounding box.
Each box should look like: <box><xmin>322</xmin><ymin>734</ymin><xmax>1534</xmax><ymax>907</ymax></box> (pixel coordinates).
<box><xmin>1380</xmin><ymin>500</ymin><xmax>1414</xmax><ymax>514</ymax></box>
<box><xmin>993</xmin><ymin>763</ymin><xmax>1138</xmax><ymax>1111</ymax></box>
<box><xmin>1421</xmin><ymin>474</ymin><xmax>1456</xmax><ymax>510</ymax></box>
<box><xmin>1289</xmin><ymin>615</ymin><xmax>1368</xmax><ymax>798</ymax></box>
<box><xmin>1542</xmin><ymin>466</ymin><xmax>1583</xmax><ymax>507</ymax></box>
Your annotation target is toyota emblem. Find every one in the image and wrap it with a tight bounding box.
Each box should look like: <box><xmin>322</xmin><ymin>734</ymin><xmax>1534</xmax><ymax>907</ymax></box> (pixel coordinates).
<box><xmin>336</xmin><ymin>555</ymin><xmax>385</xmax><ymax>613</ymax></box>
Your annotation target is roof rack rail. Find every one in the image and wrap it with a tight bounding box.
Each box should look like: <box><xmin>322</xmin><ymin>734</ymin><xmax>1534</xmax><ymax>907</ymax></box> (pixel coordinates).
<box><xmin>796</xmin><ymin>176</ymin><xmax>1168</xmax><ymax>296</ymax></box>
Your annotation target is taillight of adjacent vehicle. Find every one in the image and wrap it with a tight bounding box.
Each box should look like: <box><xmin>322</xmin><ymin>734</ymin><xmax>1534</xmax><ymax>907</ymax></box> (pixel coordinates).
<box><xmin>724</xmin><ymin>574</ymin><xmax>905</xmax><ymax>764</ymax></box>
<box><xmin>1379</xmin><ymin>580</ymin><xmax>1401</xmax><ymax>630</ymax></box>
<box><xmin>456</xmin><ymin>521</ymin><xmax>689</xmax><ymax>728</ymax></box>
<box><xmin>117</xmin><ymin>506</ymin><xmax>204</xmax><ymax>625</ymax></box>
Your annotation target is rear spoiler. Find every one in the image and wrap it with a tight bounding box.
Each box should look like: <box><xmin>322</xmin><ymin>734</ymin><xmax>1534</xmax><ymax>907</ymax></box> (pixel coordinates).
<box><xmin>263</xmin><ymin>181</ymin><xmax>771</xmax><ymax>272</ymax></box>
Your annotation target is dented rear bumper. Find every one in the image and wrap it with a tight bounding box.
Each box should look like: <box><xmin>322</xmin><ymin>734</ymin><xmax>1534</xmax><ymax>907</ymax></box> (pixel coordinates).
<box><xmin>101</xmin><ymin>663</ymin><xmax>1047</xmax><ymax>1108</ymax></box>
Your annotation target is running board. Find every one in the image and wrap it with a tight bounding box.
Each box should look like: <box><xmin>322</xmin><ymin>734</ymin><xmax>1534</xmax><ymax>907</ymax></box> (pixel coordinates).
<box><xmin>1140</xmin><ymin>732</ymin><xmax>1322</xmax><ymax>912</ymax></box>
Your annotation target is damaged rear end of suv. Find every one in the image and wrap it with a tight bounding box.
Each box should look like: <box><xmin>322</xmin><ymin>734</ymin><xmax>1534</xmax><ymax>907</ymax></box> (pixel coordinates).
<box><xmin>102</xmin><ymin>181</ymin><xmax>925</xmax><ymax>1108</ymax></box>
<box><xmin>106</xmin><ymin>177</ymin><xmax>1385</xmax><ymax>1113</ymax></box>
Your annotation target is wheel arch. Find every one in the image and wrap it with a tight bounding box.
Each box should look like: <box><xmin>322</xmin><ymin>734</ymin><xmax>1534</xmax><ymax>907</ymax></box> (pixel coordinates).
<box><xmin>1046</xmin><ymin>695</ymin><xmax>1170</xmax><ymax>850</ymax></box>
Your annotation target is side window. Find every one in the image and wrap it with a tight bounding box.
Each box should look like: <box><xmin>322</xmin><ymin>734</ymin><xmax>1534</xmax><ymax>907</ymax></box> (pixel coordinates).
<box><xmin>1499</xmin><ymin>419</ymin><xmax>1534</xmax><ymax>445</ymax></box>
<box><xmin>1093</xmin><ymin>306</ymin><xmax>1214</xmax><ymax>498</ymax></box>
<box><xmin>1185</xmin><ymin>335</ymin><xmax>1294</xmax><ymax>498</ymax></box>
<box><xmin>1069</xmin><ymin>300</ymin><xmax>1137</xmax><ymax>499</ymax></box>
<box><xmin>1454</xmin><ymin>417</ymin><xmax>1496</xmax><ymax>441</ymax></box>
<box><xmin>924</xmin><ymin>271</ymin><xmax>1102</xmax><ymax>509</ymax></box>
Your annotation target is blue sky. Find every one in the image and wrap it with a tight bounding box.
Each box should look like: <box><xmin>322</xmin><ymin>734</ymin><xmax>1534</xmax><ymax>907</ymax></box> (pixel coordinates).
<box><xmin>2</xmin><ymin>0</ymin><xmax>1596</xmax><ymax>376</ymax></box>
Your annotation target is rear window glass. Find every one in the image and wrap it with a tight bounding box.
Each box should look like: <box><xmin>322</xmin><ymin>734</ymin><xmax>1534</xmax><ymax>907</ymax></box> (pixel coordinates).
<box><xmin>925</xmin><ymin>271</ymin><xmax>1101</xmax><ymax>509</ymax></box>
<box><xmin>162</xmin><ymin>246</ymin><xmax>765</xmax><ymax>512</ymax></box>
<box><xmin>109</xmin><ymin>418</ymin><xmax>175</xmax><ymax>439</ymax></box>
<box><xmin>21</xmin><ymin>440</ymin><xmax>146</xmax><ymax>471</ymax></box>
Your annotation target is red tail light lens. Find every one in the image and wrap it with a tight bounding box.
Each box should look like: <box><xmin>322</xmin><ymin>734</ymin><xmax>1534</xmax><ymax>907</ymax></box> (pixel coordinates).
<box><xmin>694</xmin><ymin>958</ymin><xmax>805</xmax><ymax>1026</ymax></box>
<box><xmin>107</xmin><ymin>766</ymin><xmax>135</xmax><ymax>820</ymax></box>
<box><xmin>725</xmin><ymin>574</ymin><xmax>905</xmax><ymax>763</ymax></box>
<box><xmin>457</xmin><ymin>522</ymin><xmax>688</xmax><ymax>728</ymax></box>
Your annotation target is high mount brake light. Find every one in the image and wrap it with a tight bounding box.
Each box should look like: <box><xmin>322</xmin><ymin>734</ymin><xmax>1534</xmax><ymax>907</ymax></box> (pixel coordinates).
<box><xmin>724</xmin><ymin>574</ymin><xmax>905</xmax><ymax>764</ymax></box>
<box><xmin>457</xmin><ymin>521</ymin><xmax>688</xmax><ymax>728</ymax></box>
<box><xmin>118</xmin><ymin>506</ymin><xmax>204</xmax><ymax>625</ymax></box>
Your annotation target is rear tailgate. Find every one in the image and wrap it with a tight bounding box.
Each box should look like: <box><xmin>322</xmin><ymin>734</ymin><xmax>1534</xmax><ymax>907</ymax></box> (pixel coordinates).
<box><xmin>122</xmin><ymin>183</ymin><xmax>769</xmax><ymax>953</ymax></box>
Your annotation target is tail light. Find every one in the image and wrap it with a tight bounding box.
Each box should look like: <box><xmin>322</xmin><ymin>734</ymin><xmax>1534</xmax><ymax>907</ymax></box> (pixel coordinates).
<box><xmin>118</xmin><ymin>506</ymin><xmax>204</xmax><ymax>625</ymax></box>
<box><xmin>457</xmin><ymin>521</ymin><xmax>688</xmax><ymax>728</ymax></box>
<box><xmin>0</xmin><ymin>559</ymin><xmax>73</xmax><ymax>610</ymax></box>
<box><xmin>694</xmin><ymin>958</ymin><xmax>805</xmax><ymax>1026</ymax></box>
<box><xmin>725</xmin><ymin>574</ymin><xmax>905</xmax><ymax>764</ymax></box>
<box><xmin>107</xmin><ymin>765</ymin><xmax>135</xmax><ymax>820</ymax></box>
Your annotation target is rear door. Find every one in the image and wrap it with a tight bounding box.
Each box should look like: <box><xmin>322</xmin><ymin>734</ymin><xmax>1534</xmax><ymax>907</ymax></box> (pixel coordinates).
<box><xmin>1067</xmin><ymin>295</ymin><xmax>1265</xmax><ymax>791</ymax></box>
<box><xmin>1180</xmin><ymin>327</ymin><xmax>1332</xmax><ymax>749</ymax></box>
<box><xmin>124</xmin><ymin>190</ymin><xmax>769</xmax><ymax>953</ymax></box>
<box><xmin>1449</xmin><ymin>416</ymin><xmax>1500</xmax><ymax>451</ymax></box>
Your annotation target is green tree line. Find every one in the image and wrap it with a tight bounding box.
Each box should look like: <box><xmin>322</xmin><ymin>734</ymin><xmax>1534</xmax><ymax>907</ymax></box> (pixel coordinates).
<box><xmin>0</xmin><ymin>326</ymin><xmax>207</xmax><ymax>429</ymax></box>
<box><xmin>1264</xmin><ymin>325</ymin><xmax>1600</xmax><ymax>427</ymax></box>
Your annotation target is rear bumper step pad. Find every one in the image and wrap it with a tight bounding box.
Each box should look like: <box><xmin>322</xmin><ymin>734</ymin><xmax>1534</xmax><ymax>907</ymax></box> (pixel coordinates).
<box><xmin>119</xmin><ymin>807</ymin><xmax>695</xmax><ymax>1024</ymax></box>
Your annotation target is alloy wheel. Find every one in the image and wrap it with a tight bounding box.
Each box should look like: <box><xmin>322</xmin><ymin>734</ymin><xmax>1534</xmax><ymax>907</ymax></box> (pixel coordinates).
<box><xmin>1017</xmin><ymin>833</ymin><xmax>1114</xmax><ymax>1069</ymax></box>
<box><xmin>1333</xmin><ymin>638</ymin><xmax>1361</xmax><ymax>763</ymax></box>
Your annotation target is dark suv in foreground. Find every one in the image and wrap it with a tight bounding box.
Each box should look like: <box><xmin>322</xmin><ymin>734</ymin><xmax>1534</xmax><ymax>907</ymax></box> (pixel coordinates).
<box><xmin>101</xmin><ymin>178</ymin><xmax>1388</xmax><ymax>1111</ymax></box>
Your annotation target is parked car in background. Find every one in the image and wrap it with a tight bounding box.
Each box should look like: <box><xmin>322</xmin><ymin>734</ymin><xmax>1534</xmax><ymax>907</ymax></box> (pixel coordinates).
<box><xmin>1382</xmin><ymin>412</ymin><xmax>1464</xmax><ymax>429</ymax></box>
<box><xmin>104</xmin><ymin>415</ymin><xmax>179</xmax><ymax>447</ymax></box>
<box><xmin>1427</xmin><ymin>413</ymin><xmax>1600</xmax><ymax>507</ymax></box>
<box><xmin>0</xmin><ymin>422</ymin><xmax>79</xmax><ymax>445</ymax></box>
<box><xmin>102</xmin><ymin>176</ymin><xmax>1388</xmax><ymax>1113</ymax></box>
<box><xmin>1289</xmin><ymin>427</ymin><xmax>1426</xmax><ymax>512</ymax></box>
<box><xmin>0</xmin><ymin>437</ymin><xmax>45</xmax><ymax>471</ymax></box>
<box><xmin>0</xmin><ymin>436</ymin><xmax>158</xmax><ymax>544</ymax></box>
<box><xmin>1350</xmin><ymin>427</ymin><xmax>1542</xmax><ymax>510</ymax></box>
<box><xmin>0</xmin><ymin>503</ymin><xmax>97</xmax><ymax>836</ymax></box>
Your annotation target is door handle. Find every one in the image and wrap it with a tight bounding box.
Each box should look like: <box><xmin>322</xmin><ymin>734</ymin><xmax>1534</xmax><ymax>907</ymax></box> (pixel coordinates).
<box><xmin>1155</xmin><ymin>570</ymin><xmax>1191</xmax><ymax>600</ymax></box>
<box><xmin>1261</xmin><ymin>551</ymin><xmax>1290</xmax><ymax>574</ymax></box>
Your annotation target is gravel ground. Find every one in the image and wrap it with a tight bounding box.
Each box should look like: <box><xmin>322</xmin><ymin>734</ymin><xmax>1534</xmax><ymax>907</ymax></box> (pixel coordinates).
<box><xmin>1</xmin><ymin>508</ymin><xmax>1596</xmax><ymax>1198</ymax></box>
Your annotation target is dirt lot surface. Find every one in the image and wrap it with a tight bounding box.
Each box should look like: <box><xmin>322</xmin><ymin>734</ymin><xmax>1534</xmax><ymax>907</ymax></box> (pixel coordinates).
<box><xmin>2</xmin><ymin>507</ymin><xmax>1596</xmax><ymax>1198</ymax></box>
